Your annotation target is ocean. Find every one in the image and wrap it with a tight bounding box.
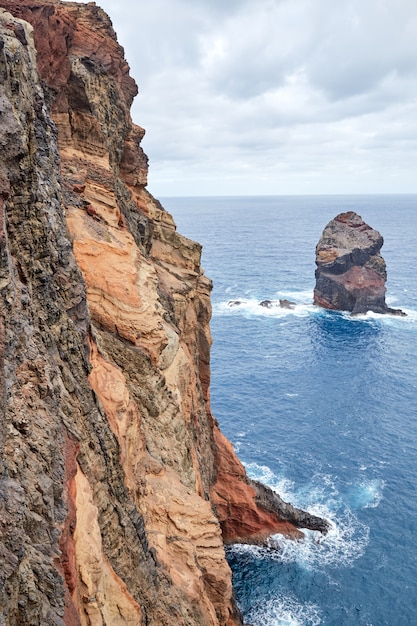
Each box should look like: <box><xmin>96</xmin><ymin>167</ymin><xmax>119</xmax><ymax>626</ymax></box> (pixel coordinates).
<box><xmin>161</xmin><ymin>195</ymin><xmax>417</xmax><ymax>626</ymax></box>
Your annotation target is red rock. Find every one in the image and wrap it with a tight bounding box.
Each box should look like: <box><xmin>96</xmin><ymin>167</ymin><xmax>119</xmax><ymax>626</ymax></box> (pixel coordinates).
<box><xmin>211</xmin><ymin>428</ymin><xmax>304</xmax><ymax>542</ymax></box>
<box><xmin>314</xmin><ymin>211</ymin><xmax>405</xmax><ymax>315</ymax></box>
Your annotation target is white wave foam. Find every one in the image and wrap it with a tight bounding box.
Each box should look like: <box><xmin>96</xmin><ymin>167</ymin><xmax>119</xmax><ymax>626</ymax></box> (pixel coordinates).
<box><xmin>275</xmin><ymin>510</ymin><xmax>369</xmax><ymax>569</ymax></box>
<box><xmin>228</xmin><ymin>462</ymin><xmax>374</xmax><ymax>626</ymax></box>
<box><xmin>241</xmin><ymin>462</ymin><xmax>370</xmax><ymax>568</ymax></box>
<box><xmin>215</xmin><ymin>298</ymin><xmax>317</xmax><ymax>319</ymax></box>
<box><xmin>244</xmin><ymin>462</ymin><xmax>296</xmax><ymax>501</ymax></box>
<box><xmin>343</xmin><ymin>307</ymin><xmax>417</xmax><ymax>324</ymax></box>
<box><xmin>246</xmin><ymin>594</ymin><xmax>321</xmax><ymax>626</ymax></box>
<box><xmin>214</xmin><ymin>294</ymin><xmax>417</xmax><ymax>323</ymax></box>
<box><xmin>229</xmin><ymin>507</ymin><xmax>368</xmax><ymax>573</ymax></box>
<box><xmin>347</xmin><ymin>479</ymin><xmax>385</xmax><ymax>509</ymax></box>
<box><xmin>293</xmin><ymin>475</ymin><xmax>341</xmax><ymax>512</ymax></box>
<box><xmin>244</xmin><ymin>462</ymin><xmax>339</xmax><ymax>510</ymax></box>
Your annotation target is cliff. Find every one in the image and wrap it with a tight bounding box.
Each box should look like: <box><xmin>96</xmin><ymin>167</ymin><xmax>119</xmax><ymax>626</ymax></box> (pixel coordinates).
<box><xmin>314</xmin><ymin>211</ymin><xmax>405</xmax><ymax>315</ymax></box>
<box><xmin>0</xmin><ymin>2</ymin><xmax>327</xmax><ymax>624</ymax></box>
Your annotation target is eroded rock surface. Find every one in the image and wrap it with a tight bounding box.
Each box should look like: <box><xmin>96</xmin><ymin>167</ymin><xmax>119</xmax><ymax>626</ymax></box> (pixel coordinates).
<box><xmin>0</xmin><ymin>2</ymin><xmax>328</xmax><ymax>624</ymax></box>
<box><xmin>314</xmin><ymin>211</ymin><xmax>405</xmax><ymax>315</ymax></box>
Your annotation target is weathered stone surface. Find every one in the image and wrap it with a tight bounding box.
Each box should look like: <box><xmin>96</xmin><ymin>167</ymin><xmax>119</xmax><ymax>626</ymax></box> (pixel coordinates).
<box><xmin>314</xmin><ymin>211</ymin><xmax>405</xmax><ymax>315</ymax></box>
<box><xmin>0</xmin><ymin>2</ymin><xmax>328</xmax><ymax>625</ymax></box>
<box><xmin>210</xmin><ymin>429</ymin><xmax>329</xmax><ymax>544</ymax></box>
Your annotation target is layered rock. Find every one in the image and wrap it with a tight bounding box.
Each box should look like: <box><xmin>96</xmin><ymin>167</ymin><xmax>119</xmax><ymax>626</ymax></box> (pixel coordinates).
<box><xmin>314</xmin><ymin>211</ymin><xmax>405</xmax><ymax>315</ymax></box>
<box><xmin>0</xmin><ymin>2</ymin><xmax>328</xmax><ymax>625</ymax></box>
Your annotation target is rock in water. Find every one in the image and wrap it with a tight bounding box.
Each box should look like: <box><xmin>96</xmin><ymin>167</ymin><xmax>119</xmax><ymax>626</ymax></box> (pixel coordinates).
<box><xmin>314</xmin><ymin>211</ymin><xmax>405</xmax><ymax>315</ymax></box>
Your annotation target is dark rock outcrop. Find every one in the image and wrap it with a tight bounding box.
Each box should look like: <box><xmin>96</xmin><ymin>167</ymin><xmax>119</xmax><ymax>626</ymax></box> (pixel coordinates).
<box><xmin>228</xmin><ymin>299</ymin><xmax>296</xmax><ymax>310</ymax></box>
<box><xmin>314</xmin><ymin>211</ymin><xmax>405</xmax><ymax>316</ymax></box>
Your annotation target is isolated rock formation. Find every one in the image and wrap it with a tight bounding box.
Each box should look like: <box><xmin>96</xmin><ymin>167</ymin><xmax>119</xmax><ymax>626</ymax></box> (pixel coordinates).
<box><xmin>314</xmin><ymin>211</ymin><xmax>405</xmax><ymax>315</ymax></box>
<box><xmin>0</xmin><ymin>2</ymin><xmax>328</xmax><ymax>625</ymax></box>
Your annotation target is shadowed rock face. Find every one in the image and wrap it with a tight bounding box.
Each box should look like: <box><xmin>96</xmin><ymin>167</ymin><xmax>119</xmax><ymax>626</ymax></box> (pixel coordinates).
<box><xmin>314</xmin><ymin>212</ymin><xmax>405</xmax><ymax>316</ymax></box>
<box><xmin>0</xmin><ymin>2</ymin><xmax>328</xmax><ymax>624</ymax></box>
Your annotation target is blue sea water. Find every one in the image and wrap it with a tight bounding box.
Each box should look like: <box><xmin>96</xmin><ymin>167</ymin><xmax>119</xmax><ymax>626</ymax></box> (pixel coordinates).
<box><xmin>161</xmin><ymin>195</ymin><xmax>417</xmax><ymax>626</ymax></box>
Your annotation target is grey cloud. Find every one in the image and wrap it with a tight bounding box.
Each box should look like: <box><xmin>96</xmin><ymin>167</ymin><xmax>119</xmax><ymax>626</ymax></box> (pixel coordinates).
<box><xmin>71</xmin><ymin>0</ymin><xmax>417</xmax><ymax>195</ymax></box>
<box><xmin>304</xmin><ymin>1</ymin><xmax>417</xmax><ymax>100</ymax></box>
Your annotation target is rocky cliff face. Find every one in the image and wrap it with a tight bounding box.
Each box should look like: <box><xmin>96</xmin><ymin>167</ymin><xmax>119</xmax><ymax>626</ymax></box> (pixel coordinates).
<box><xmin>0</xmin><ymin>2</ymin><xmax>327</xmax><ymax>624</ymax></box>
<box><xmin>314</xmin><ymin>211</ymin><xmax>405</xmax><ymax>315</ymax></box>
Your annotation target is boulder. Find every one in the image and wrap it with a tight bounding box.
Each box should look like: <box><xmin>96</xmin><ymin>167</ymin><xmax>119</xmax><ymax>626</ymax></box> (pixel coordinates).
<box><xmin>279</xmin><ymin>299</ymin><xmax>296</xmax><ymax>309</ymax></box>
<box><xmin>314</xmin><ymin>211</ymin><xmax>405</xmax><ymax>316</ymax></box>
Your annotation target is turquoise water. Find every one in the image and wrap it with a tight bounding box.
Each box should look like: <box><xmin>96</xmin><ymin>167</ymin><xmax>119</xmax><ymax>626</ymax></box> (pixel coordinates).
<box><xmin>162</xmin><ymin>195</ymin><xmax>417</xmax><ymax>626</ymax></box>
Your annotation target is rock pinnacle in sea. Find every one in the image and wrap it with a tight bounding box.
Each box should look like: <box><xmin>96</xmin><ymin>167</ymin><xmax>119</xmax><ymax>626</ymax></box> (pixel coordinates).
<box><xmin>314</xmin><ymin>211</ymin><xmax>405</xmax><ymax>316</ymax></box>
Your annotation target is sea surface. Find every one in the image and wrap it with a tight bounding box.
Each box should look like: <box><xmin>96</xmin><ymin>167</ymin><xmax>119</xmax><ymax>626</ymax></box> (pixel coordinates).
<box><xmin>161</xmin><ymin>195</ymin><xmax>417</xmax><ymax>626</ymax></box>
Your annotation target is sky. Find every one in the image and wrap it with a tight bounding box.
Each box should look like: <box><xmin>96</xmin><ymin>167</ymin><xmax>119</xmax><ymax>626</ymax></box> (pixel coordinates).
<box><xmin>73</xmin><ymin>0</ymin><xmax>417</xmax><ymax>197</ymax></box>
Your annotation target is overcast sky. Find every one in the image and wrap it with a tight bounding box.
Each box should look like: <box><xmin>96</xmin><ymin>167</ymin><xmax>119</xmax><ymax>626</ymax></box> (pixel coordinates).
<box><xmin>75</xmin><ymin>0</ymin><xmax>417</xmax><ymax>197</ymax></box>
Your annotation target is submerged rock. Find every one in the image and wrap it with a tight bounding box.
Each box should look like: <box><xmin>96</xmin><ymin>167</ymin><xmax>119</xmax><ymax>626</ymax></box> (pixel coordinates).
<box><xmin>279</xmin><ymin>298</ymin><xmax>296</xmax><ymax>309</ymax></box>
<box><xmin>314</xmin><ymin>211</ymin><xmax>406</xmax><ymax>316</ymax></box>
<box><xmin>259</xmin><ymin>299</ymin><xmax>296</xmax><ymax>309</ymax></box>
<box><xmin>228</xmin><ymin>299</ymin><xmax>296</xmax><ymax>309</ymax></box>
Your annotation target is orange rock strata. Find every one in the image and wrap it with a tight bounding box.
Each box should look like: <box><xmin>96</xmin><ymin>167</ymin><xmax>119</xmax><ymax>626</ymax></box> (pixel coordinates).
<box><xmin>211</xmin><ymin>429</ymin><xmax>304</xmax><ymax>543</ymax></box>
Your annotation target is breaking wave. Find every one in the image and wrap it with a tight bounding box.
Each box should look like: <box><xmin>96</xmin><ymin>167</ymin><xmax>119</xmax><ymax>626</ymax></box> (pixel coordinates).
<box><xmin>245</xmin><ymin>594</ymin><xmax>321</xmax><ymax>626</ymax></box>
<box><xmin>238</xmin><ymin>462</ymin><xmax>373</xmax><ymax>569</ymax></box>
<box><xmin>213</xmin><ymin>292</ymin><xmax>417</xmax><ymax>325</ymax></box>
<box><xmin>226</xmin><ymin>461</ymin><xmax>380</xmax><ymax>625</ymax></box>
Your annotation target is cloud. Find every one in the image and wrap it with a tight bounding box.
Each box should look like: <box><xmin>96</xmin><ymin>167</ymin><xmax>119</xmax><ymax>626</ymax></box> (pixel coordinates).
<box><xmin>304</xmin><ymin>1</ymin><xmax>417</xmax><ymax>100</ymax></box>
<box><xmin>64</xmin><ymin>0</ymin><xmax>417</xmax><ymax>195</ymax></box>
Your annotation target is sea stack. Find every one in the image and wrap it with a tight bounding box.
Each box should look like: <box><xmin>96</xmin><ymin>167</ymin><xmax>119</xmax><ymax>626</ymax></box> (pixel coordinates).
<box><xmin>314</xmin><ymin>211</ymin><xmax>405</xmax><ymax>315</ymax></box>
